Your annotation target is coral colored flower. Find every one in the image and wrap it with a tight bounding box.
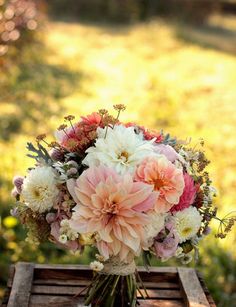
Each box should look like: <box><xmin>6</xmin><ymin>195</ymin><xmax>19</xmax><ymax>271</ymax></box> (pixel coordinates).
<box><xmin>170</xmin><ymin>173</ymin><xmax>197</xmax><ymax>212</ymax></box>
<box><xmin>135</xmin><ymin>155</ymin><xmax>184</xmax><ymax>213</ymax></box>
<box><xmin>80</xmin><ymin>112</ymin><xmax>102</xmax><ymax>126</ymax></box>
<box><xmin>55</xmin><ymin>112</ymin><xmax>102</xmax><ymax>153</ymax></box>
<box><xmin>68</xmin><ymin>166</ymin><xmax>158</xmax><ymax>262</ymax></box>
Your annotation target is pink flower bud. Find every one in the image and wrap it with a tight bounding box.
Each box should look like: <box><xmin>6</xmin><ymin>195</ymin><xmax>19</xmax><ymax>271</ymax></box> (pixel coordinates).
<box><xmin>11</xmin><ymin>187</ymin><xmax>19</xmax><ymax>198</ymax></box>
<box><xmin>67</xmin><ymin>168</ymin><xmax>77</xmax><ymax>176</ymax></box>
<box><xmin>203</xmin><ymin>226</ymin><xmax>211</xmax><ymax>235</ymax></box>
<box><xmin>46</xmin><ymin>213</ymin><xmax>56</xmax><ymax>223</ymax></box>
<box><xmin>10</xmin><ymin>207</ymin><xmax>18</xmax><ymax>217</ymax></box>
<box><xmin>67</xmin><ymin>160</ymin><xmax>78</xmax><ymax>168</ymax></box>
<box><xmin>49</xmin><ymin>148</ymin><xmax>64</xmax><ymax>161</ymax></box>
<box><xmin>13</xmin><ymin>176</ymin><xmax>24</xmax><ymax>193</ymax></box>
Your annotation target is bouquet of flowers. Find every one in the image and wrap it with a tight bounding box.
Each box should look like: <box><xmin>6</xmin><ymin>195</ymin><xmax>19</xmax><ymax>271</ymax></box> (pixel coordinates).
<box><xmin>11</xmin><ymin>105</ymin><xmax>235</xmax><ymax>306</ymax></box>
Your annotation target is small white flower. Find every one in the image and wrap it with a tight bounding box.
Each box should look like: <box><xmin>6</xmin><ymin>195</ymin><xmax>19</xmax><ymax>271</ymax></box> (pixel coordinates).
<box><xmin>173</xmin><ymin>206</ymin><xmax>202</xmax><ymax>243</ymax></box>
<box><xmin>60</xmin><ymin>219</ymin><xmax>79</xmax><ymax>241</ymax></box>
<box><xmin>22</xmin><ymin>166</ymin><xmax>59</xmax><ymax>213</ymax></box>
<box><xmin>90</xmin><ymin>261</ymin><xmax>104</xmax><ymax>272</ymax></box>
<box><xmin>83</xmin><ymin>125</ymin><xmax>155</xmax><ymax>175</ymax></box>
<box><xmin>175</xmin><ymin>247</ymin><xmax>184</xmax><ymax>258</ymax></box>
<box><xmin>180</xmin><ymin>254</ymin><xmax>193</xmax><ymax>264</ymax></box>
<box><xmin>59</xmin><ymin>234</ymin><xmax>68</xmax><ymax>244</ymax></box>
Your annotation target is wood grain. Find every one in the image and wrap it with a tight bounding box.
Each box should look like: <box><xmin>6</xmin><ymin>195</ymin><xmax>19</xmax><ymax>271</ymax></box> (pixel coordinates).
<box><xmin>178</xmin><ymin>267</ymin><xmax>210</xmax><ymax>307</ymax></box>
<box><xmin>3</xmin><ymin>264</ymin><xmax>216</xmax><ymax>307</ymax></box>
<box><xmin>7</xmin><ymin>262</ymin><xmax>34</xmax><ymax>307</ymax></box>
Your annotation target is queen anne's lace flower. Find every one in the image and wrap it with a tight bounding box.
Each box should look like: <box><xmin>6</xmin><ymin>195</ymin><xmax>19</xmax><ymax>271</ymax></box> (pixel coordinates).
<box><xmin>83</xmin><ymin>125</ymin><xmax>155</xmax><ymax>175</ymax></box>
<box><xmin>173</xmin><ymin>206</ymin><xmax>202</xmax><ymax>243</ymax></box>
<box><xmin>22</xmin><ymin>166</ymin><xmax>59</xmax><ymax>213</ymax></box>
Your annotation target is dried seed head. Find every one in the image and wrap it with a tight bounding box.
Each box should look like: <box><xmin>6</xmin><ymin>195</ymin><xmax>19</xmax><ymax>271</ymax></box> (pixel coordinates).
<box><xmin>64</xmin><ymin>115</ymin><xmax>75</xmax><ymax>121</ymax></box>
<box><xmin>57</xmin><ymin>124</ymin><xmax>68</xmax><ymax>131</ymax></box>
<box><xmin>98</xmin><ymin>109</ymin><xmax>108</xmax><ymax>116</ymax></box>
<box><xmin>36</xmin><ymin>134</ymin><xmax>47</xmax><ymax>142</ymax></box>
<box><xmin>113</xmin><ymin>104</ymin><xmax>126</xmax><ymax>111</ymax></box>
<box><xmin>103</xmin><ymin>115</ymin><xmax>117</xmax><ymax>126</ymax></box>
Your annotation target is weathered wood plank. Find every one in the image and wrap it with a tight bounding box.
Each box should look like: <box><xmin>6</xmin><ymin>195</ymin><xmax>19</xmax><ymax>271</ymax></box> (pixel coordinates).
<box><xmin>29</xmin><ymin>295</ymin><xmax>183</xmax><ymax>307</ymax></box>
<box><xmin>133</xmin><ymin>300</ymin><xmax>184</xmax><ymax>306</ymax></box>
<box><xmin>29</xmin><ymin>295</ymin><xmax>81</xmax><ymax>307</ymax></box>
<box><xmin>33</xmin><ymin>264</ymin><xmax>178</xmax><ymax>274</ymax></box>
<box><xmin>31</xmin><ymin>285</ymin><xmax>182</xmax><ymax>299</ymax></box>
<box><xmin>7</xmin><ymin>262</ymin><xmax>34</xmax><ymax>307</ymax></box>
<box><xmin>178</xmin><ymin>268</ymin><xmax>210</xmax><ymax>307</ymax></box>
<box><xmin>33</xmin><ymin>268</ymin><xmax>178</xmax><ymax>284</ymax></box>
<box><xmin>196</xmin><ymin>271</ymin><xmax>216</xmax><ymax>307</ymax></box>
<box><xmin>6</xmin><ymin>265</ymin><xmax>15</xmax><ymax>288</ymax></box>
<box><xmin>33</xmin><ymin>278</ymin><xmax>180</xmax><ymax>289</ymax></box>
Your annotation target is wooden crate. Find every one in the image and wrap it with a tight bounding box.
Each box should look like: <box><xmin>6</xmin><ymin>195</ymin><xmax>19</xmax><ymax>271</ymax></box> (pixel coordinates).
<box><xmin>1</xmin><ymin>262</ymin><xmax>216</xmax><ymax>307</ymax></box>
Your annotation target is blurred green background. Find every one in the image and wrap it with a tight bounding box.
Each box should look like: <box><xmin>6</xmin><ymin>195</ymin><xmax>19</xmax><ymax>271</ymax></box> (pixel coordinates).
<box><xmin>0</xmin><ymin>0</ymin><xmax>236</xmax><ymax>305</ymax></box>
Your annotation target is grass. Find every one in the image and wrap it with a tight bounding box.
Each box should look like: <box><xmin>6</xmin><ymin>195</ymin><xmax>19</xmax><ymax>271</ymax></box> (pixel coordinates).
<box><xmin>0</xmin><ymin>15</ymin><xmax>236</xmax><ymax>305</ymax></box>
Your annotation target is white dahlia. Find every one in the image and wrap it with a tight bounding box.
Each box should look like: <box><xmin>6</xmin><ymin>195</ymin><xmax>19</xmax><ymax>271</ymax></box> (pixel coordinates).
<box><xmin>173</xmin><ymin>206</ymin><xmax>202</xmax><ymax>243</ymax></box>
<box><xmin>83</xmin><ymin>125</ymin><xmax>155</xmax><ymax>174</ymax></box>
<box><xmin>22</xmin><ymin>166</ymin><xmax>59</xmax><ymax>213</ymax></box>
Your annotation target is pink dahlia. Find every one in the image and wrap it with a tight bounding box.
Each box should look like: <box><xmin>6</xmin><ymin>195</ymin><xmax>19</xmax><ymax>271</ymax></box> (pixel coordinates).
<box><xmin>170</xmin><ymin>173</ymin><xmax>197</xmax><ymax>212</ymax></box>
<box><xmin>68</xmin><ymin>166</ymin><xmax>158</xmax><ymax>262</ymax></box>
<box><xmin>135</xmin><ymin>155</ymin><xmax>185</xmax><ymax>213</ymax></box>
<box><xmin>80</xmin><ymin>112</ymin><xmax>102</xmax><ymax>126</ymax></box>
<box><xmin>55</xmin><ymin>112</ymin><xmax>102</xmax><ymax>153</ymax></box>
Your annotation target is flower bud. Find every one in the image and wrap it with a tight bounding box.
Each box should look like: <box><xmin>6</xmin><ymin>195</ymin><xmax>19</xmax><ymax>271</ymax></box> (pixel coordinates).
<box><xmin>67</xmin><ymin>168</ymin><xmax>77</xmax><ymax>176</ymax></box>
<box><xmin>46</xmin><ymin>213</ymin><xmax>56</xmax><ymax>224</ymax></box>
<box><xmin>11</xmin><ymin>187</ymin><xmax>19</xmax><ymax>198</ymax></box>
<box><xmin>49</xmin><ymin>148</ymin><xmax>64</xmax><ymax>161</ymax></box>
<box><xmin>13</xmin><ymin>176</ymin><xmax>24</xmax><ymax>193</ymax></box>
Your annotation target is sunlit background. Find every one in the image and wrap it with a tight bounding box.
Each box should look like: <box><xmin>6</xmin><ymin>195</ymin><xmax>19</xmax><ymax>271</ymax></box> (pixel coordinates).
<box><xmin>0</xmin><ymin>1</ymin><xmax>236</xmax><ymax>305</ymax></box>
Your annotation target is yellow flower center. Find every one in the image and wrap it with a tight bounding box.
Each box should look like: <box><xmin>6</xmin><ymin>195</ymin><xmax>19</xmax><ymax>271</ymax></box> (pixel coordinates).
<box><xmin>182</xmin><ymin>227</ymin><xmax>192</xmax><ymax>236</ymax></box>
<box><xmin>118</xmin><ymin>151</ymin><xmax>129</xmax><ymax>162</ymax></box>
<box><xmin>153</xmin><ymin>178</ymin><xmax>166</xmax><ymax>190</ymax></box>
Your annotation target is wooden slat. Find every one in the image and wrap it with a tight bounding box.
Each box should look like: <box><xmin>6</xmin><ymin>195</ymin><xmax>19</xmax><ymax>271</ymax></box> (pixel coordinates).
<box><xmin>31</xmin><ymin>285</ymin><xmax>182</xmax><ymax>299</ymax></box>
<box><xmin>33</xmin><ymin>265</ymin><xmax>178</xmax><ymax>283</ymax></box>
<box><xmin>33</xmin><ymin>264</ymin><xmax>178</xmax><ymax>273</ymax></box>
<box><xmin>136</xmin><ymin>300</ymin><xmax>184</xmax><ymax>306</ymax></box>
<box><xmin>7</xmin><ymin>262</ymin><xmax>34</xmax><ymax>307</ymax></box>
<box><xmin>29</xmin><ymin>295</ymin><xmax>183</xmax><ymax>307</ymax></box>
<box><xmin>178</xmin><ymin>268</ymin><xmax>210</xmax><ymax>307</ymax></box>
<box><xmin>7</xmin><ymin>265</ymin><xmax>15</xmax><ymax>288</ymax></box>
<box><xmin>33</xmin><ymin>278</ymin><xmax>180</xmax><ymax>289</ymax></box>
<box><xmin>29</xmin><ymin>295</ymin><xmax>81</xmax><ymax>307</ymax></box>
<box><xmin>196</xmin><ymin>272</ymin><xmax>216</xmax><ymax>307</ymax></box>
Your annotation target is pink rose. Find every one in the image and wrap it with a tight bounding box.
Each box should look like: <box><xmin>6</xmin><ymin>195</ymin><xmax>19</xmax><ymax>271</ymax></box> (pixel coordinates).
<box><xmin>154</xmin><ymin>221</ymin><xmax>179</xmax><ymax>260</ymax></box>
<box><xmin>153</xmin><ymin>144</ymin><xmax>179</xmax><ymax>162</ymax></box>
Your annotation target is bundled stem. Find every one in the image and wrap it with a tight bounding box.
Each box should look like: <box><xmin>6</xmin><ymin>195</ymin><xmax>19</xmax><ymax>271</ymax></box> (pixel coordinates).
<box><xmin>84</xmin><ymin>272</ymin><xmax>137</xmax><ymax>307</ymax></box>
